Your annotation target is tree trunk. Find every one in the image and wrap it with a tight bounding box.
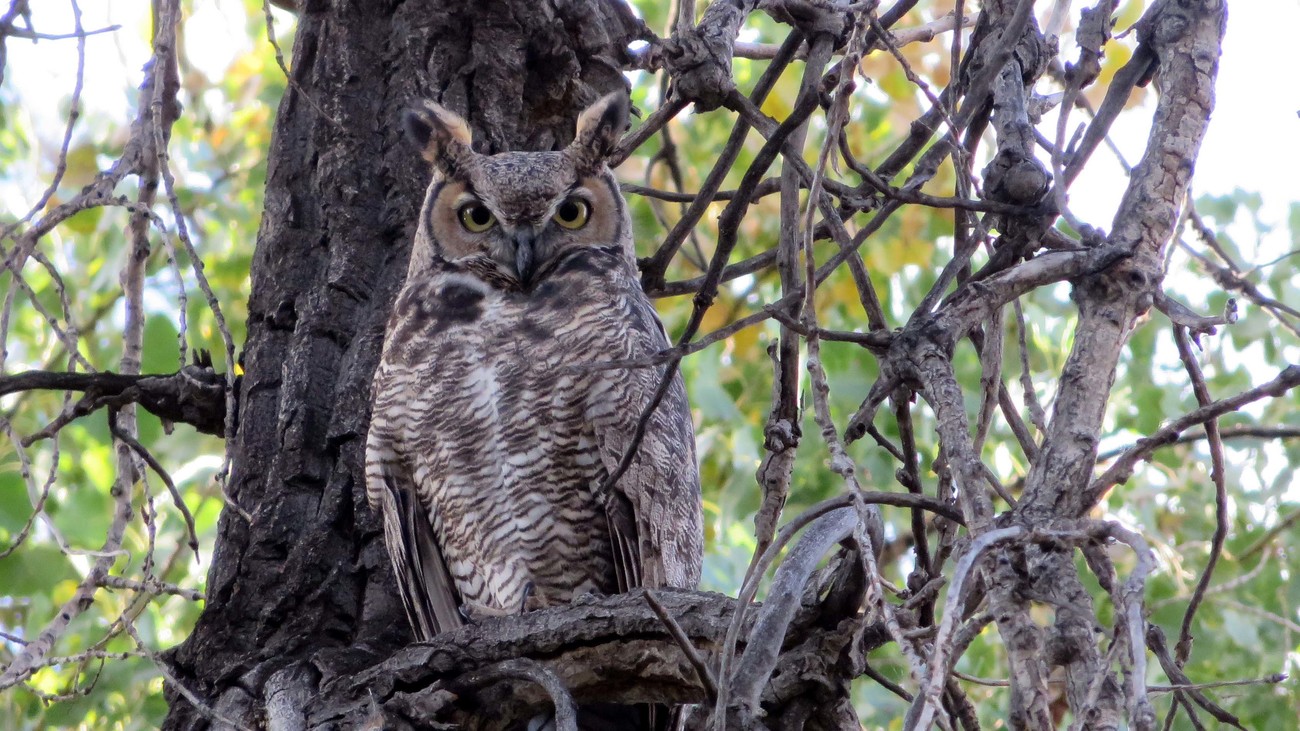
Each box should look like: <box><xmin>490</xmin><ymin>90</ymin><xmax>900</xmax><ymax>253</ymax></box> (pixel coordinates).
<box><xmin>162</xmin><ymin>2</ymin><xmax>638</xmax><ymax>727</ymax></box>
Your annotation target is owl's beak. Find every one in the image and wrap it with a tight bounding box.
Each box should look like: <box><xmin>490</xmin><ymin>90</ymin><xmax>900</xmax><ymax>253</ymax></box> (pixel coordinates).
<box><xmin>512</xmin><ymin>230</ymin><xmax>537</xmax><ymax>286</ymax></box>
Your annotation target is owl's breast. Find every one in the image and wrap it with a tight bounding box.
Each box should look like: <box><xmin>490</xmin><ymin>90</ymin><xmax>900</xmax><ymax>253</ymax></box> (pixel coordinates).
<box><xmin>390</xmin><ymin>265</ymin><xmax>634</xmax><ymax>613</ymax></box>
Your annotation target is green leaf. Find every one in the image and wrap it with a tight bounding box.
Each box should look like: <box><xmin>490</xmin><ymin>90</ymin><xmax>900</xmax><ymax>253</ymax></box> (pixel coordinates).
<box><xmin>0</xmin><ymin>467</ymin><xmax>32</xmax><ymax>533</ymax></box>
<box><xmin>0</xmin><ymin>544</ymin><xmax>78</xmax><ymax>596</ymax></box>
<box><xmin>141</xmin><ymin>314</ymin><xmax>182</xmax><ymax>375</ymax></box>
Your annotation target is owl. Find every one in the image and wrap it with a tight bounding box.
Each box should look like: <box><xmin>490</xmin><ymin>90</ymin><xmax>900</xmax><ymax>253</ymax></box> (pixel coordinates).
<box><xmin>365</xmin><ymin>93</ymin><xmax>703</xmax><ymax>645</ymax></box>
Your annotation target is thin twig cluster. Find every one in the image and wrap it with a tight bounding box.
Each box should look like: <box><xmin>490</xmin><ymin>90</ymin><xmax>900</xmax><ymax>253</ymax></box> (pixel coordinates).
<box><xmin>0</xmin><ymin>0</ymin><xmax>236</xmax><ymax>710</ymax></box>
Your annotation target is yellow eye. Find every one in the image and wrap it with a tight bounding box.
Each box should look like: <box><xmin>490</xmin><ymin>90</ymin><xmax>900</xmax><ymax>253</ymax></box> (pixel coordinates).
<box><xmin>553</xmin><ymin>198</ymin><xmax>590</xmax><ymax>229</ymax></box>
<box><xmin>458</xmin><ymin>203</ymin><xmax>496</xmax><ymax>232</ymax></box>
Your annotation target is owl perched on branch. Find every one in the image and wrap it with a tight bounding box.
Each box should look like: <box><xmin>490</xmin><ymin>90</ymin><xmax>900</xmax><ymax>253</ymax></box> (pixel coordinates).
<box><xmin>365</xmin><ymin>93</ymin><xmax>703</xmax><ymax>644</ymax></box>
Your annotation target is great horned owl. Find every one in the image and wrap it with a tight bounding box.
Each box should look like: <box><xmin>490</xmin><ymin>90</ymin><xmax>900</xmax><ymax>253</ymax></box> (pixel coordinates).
<box><xmin>365</xmin><ymin>93</ymin><xmax>703</xmax><ymax>643</ymax></box>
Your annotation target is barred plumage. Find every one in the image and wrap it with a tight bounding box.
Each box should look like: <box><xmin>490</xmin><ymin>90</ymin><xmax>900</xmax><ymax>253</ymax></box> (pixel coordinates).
<box><xmin>365</xmin><ymin>93</ymin><xmax>703</xmax><ymax>645</ymax></box>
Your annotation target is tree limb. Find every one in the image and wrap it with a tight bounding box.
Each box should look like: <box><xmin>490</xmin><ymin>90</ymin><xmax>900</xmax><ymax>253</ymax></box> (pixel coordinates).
<box><xmin>0</xmin><ymin>364</ymin><xmax>232</xmax><ymax>438</ymax></box>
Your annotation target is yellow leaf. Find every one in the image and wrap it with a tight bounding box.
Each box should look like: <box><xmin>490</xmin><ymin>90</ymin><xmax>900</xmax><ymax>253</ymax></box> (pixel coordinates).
<box><xmin>760</xmin><ymin>69</ymin><xmax>801</xmax><ymax>120</ymax></box>
<box><xmin>61</xmin><ymin>144</ymin><xmax>101</xmax><ymax>189</ymax></box>
<box><xmin>1116</xmin><ymin>0</ymin><xmax>1145</xmax><ymax>29</ymax></box>
<box><xmin>53</xmin><ymin>578</ymin><xmax>79</xmax><ymax>605</ymax></box>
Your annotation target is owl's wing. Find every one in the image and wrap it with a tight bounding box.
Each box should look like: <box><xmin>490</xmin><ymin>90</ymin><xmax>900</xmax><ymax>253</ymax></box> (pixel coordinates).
<box><xmin>367</xmin><ymin>427</ymin><xmax>464</xmax><ymax>641</ymax></box>
<box><xmin>591</xmin><ymin>286</ymin><xmax>703</xmax><ymax>593</ymax></box>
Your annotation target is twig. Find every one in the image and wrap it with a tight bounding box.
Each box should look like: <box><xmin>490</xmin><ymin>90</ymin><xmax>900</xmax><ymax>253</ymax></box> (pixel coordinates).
<box><xmin>1096</xmin><ymin>425</ymin><xmax>1300</xmax><ymax>462</ymax></box>
<box><xmin>649</xmin><ymin>249</ymin><xmax>778</xmax><ymax>298</ymax></box>
<box><xmin>732</xmin><ymin>13</ymin><xmax>976</xmax><ymax>59</ymax></box>
<box><xmin>109</xmin><ymin>422</ymin><xmax>200</xmax><ymax>559</ymax></box>
<box><xmin>260</xmin><ymin>0</ymin><xmax>342</xmax><ymax>129</ymax></box>
<box><xmin>1240</xmin><ymin>509</ymin><xmax>1300</xmax><ymax>561</ymax></box>
<box><xmin>639</xmin><ymin>31</ymin><xmax>802</xmax><ymax>283</ymax></box>
<box><xmin>1088</xmin><ymin>366</ymin><xmax>1300</xmax><ymax>504</ymax></box>
<box><xmin>122</xmin><ymin>613</ymin><xmax>255</xmax><ymax>731</ymax></box>
<box><xmin>0</xmin><ymin>414</ymin><xmax>60</xmax><ymax>560</ymax></box>
<box><xmin>0</xmin><ymin>0</ymin><xmax>86</xmax><ymax>248</ymax></box>
<box><xmin>1146</xmin><ymin>625</ymin><xmax>1247</xmax><ymax>730</ymax></box>
<box><xmin>599</xmin><ymin>68</ymin><xmax>823</xmax><ymax>504</ymax></box>
<box><xmin>1149</xmin><ymin>675</ymin><xmax>1289</xmax><ymax>694</ymax></box>
<box><xmin>1170</xmin><ymin>327</ymin><xmax>1228</xmax><ymax>667</ymax></box>
<box><xmin>2</xmin><ymin>23</ymin><xmax>117</xmax><ymax>40</ymax></box>
<box><xmin>97</xmin><ymin>574</ymin><xmax>205</xmax><ymax>602</ymax></box>
<box><xmin>622</xmin><ymin>177</ymin><xmax>775</xmax><ymax>203</ymax></box>
<box><xmin>644</xmin><ymin>589</ymin><xmax>718</xmax><ymax>700</ymax></box>
<box><xmin>1012</xmin><ymin>298</ymin><xmax>1048</xmax><ymax>433</ymax></box>
<box><xmin>906</xmin><ymin>527</ymin><xmax>1025</xmax><ymax>730</ymax></box>
<box><xmin>612</xmin><ymin>96</ymin><xmax>689</xmax><ymax>168</ymax></box>
<box><xmin>1062</xmin><ymin>42</ymin><xmax>1157</xmax><ymax>186</ymax></box>
<box><xmin>0</xmin><ymin>412</ymin><xmax>134</xmax><ymax>690</ymax></box>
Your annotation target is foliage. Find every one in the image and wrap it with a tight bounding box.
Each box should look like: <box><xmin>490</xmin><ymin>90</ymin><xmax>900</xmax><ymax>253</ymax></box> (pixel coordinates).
<box><xmin>1</xmin><ymin>0</ymin><xmax>1297</xmax><ymax>729</ymax></box>
<box><xmin>1</xmin><ymin>1</ymin><xmax>286</xmax><ymax>727</ymax></box>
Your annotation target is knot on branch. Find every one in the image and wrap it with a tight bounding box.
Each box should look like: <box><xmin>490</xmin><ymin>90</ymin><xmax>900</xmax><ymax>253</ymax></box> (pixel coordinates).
<box><xmin>759</xmin><ymin>0</ymin><xmax>849</xmax><ymax>39</ymax></box>
<box><xmin>982</xmin><ymin>150</ymin><xmax>1052</xmax><ymax>205</ymax></box>
<box><xmin>763</xmin><ymin>418</ymin><xmax>800</xmax><ymax>452</ymax></box>
<box><xmin>1014</xmin><ymin>24</ymin><xmax>1054</xmax><ymax>83</ymax></box>
<box><xmin>662</xmin><ymin>28</ymin><xmax>737</xmax><ymax>112</ymax></box>
<box><xmin>141</xmin><ymin>357</ymin><xmax>231</xmax><ymax>437</ymax></box>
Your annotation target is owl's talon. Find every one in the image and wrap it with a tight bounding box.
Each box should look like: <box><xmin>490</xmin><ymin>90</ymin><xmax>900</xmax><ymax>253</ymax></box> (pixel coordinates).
<box><xmin>458</xmin><ymin>604</ymin><xmax>480</xmax><ymax>625</ymax></box>
<box><xmin>519</xmin><ymin>581</ymin><xmax>536</xmax><ymax>615</ymax></box>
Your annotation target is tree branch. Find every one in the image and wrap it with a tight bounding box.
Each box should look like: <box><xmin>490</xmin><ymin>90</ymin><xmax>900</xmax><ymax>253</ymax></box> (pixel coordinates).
<box><xmin>306</xmin><ymin>589</ymin><xmax>886</xmax><ymax>730</ymax></box>
<box><xmin>0</xmin><ymin>364</ymin><xmax>232</xmax><ymax>438</ymax></box>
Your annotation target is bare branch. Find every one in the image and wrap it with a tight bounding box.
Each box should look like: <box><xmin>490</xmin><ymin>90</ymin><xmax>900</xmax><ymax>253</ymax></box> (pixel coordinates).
<box><xmin>1089</xmin><ymin>366</ymin><xmax>1300</xmax><ymax>503</ymax></box>
<box><xmin>0</xmin><ymin>366</ymin><xmax>231</xmax><ymax>437</ymax></box>
<box><xmin>644</xmin><ymin>589</ymin><xmax>718</xmax><ymax>700</ymax></box>
<box><xmin>458</xmin><ymin>659</ymin><xmax>579</xmax><ymax>731</ymax></box>
<box><xmin>730</xmin><ymin>507</ymin><xmax>857</xmax><ymax>714</ymax></box>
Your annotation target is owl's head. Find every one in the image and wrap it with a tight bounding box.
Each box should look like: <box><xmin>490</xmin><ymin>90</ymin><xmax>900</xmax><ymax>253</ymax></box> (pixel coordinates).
<box><xmin>403</xmin><ymin>94</ymin><xmax>631</xmax><ymax>288</ymax></box>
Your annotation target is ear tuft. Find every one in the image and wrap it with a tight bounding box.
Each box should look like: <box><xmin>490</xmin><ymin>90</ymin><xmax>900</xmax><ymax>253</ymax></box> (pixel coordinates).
<box><xmin>570</xmin><ymin>92</ymin><xmax>629</xmax><ymax>170</ymax></box>
<box><xmin>403</xmin><ymin>100</ymin><xmax>474</xmax><ymax>173</ymax></box>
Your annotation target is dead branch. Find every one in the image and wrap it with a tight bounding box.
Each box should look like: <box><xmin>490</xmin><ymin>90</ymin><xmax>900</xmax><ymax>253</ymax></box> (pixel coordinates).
<box><xmin>0</xmin><ymin>364</ymin><xmax>232</xmax><ymax>438</ymax></box>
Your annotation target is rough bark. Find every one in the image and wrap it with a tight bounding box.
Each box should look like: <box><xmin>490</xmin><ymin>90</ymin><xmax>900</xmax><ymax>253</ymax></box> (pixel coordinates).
<box><xmin>302</xmin><ymin>587</ymin><xmax>884</xmax><ymax>731</ymax></box>
<box><xmin>162</xmin><ymin>2</ymin><xmax>638</xmax><ymax>727</ymax></box>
